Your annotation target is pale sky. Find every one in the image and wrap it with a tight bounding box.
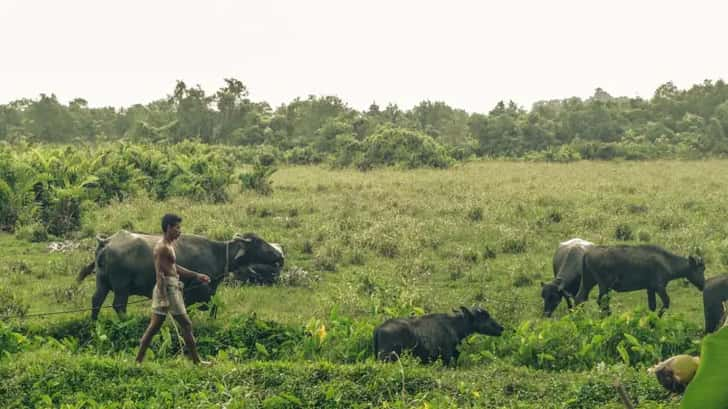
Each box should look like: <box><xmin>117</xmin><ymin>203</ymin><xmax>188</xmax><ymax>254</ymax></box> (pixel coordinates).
<box><xmin>1</xmin><ymin>0</ymin><xmax>726</xmax><ymax>113</ymax></box>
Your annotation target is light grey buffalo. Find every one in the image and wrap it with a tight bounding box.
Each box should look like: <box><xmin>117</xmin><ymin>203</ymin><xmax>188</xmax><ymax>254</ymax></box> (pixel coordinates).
<box><xmin>541</xmin><ymin>238</ymin><xmax>594</xmax><ymax>317</ymax></box>
<box><xmin>77</xmin><ymin>230</ymin><xmax>284</xmax><ymax>320</ymax></box>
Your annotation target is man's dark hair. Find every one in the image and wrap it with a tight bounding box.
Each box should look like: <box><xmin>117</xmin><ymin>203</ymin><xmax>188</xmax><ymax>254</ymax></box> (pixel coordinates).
<box><xmin>161</xmin><ymin>213</ymin><xmax>182</xmax><ymax>233</ymax></box>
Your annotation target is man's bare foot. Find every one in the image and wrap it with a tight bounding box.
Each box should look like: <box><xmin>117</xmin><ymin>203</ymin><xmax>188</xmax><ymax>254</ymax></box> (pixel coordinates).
<box><xmin>196</xmin><ymin>360</ymin><xmax>213</xmax><ymax>367</ymax></box>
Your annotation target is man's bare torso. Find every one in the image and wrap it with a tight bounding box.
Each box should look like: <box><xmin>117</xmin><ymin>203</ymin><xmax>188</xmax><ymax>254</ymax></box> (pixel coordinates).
<box><xmin>154</xmin><ymin>239</ymin><xmax>179</xmax><ymax>278</ymax></box>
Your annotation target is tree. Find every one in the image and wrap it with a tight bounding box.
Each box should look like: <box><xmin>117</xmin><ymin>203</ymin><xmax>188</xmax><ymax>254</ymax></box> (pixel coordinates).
<box><xmin>168</xmin><ymin>81</ymin><xmax>214</xmax><ymax>142</ymax></box>
<box><xmin>26</xmin><ymin>94</ymin><xmax>74</xmax><ymax>142</ymax></box>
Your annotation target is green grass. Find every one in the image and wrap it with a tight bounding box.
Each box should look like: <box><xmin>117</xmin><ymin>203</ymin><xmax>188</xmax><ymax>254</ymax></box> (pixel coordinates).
<box><xmin>2</xmin><ymin>160</ymin><xmax>727</xmax><ymax>408</ymax></box>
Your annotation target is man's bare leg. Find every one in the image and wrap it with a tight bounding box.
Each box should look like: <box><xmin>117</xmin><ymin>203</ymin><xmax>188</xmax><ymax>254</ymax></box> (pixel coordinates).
<box><xmin>172</xmin><ymin>313</ymin><xmax>210</xmax><ymax>365</ymax></box>
<box><xmin>136</xmin><ymin>313</ymin><xmax>166</xmax><ymax>364</ymax></box>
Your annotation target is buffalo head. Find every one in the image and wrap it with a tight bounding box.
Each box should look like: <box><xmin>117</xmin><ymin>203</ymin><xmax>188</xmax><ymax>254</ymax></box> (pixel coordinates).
<box><xmin>229</xmin><ymin>233</ymin><xmax>284</xmax><ymax>273</ymax></box>
<box><xmin>461</xmin><ymin>306</ymin><xmax>503</xmax><ymax>336</ymax></box>
<box><xmin>687</xmin><ymin>255</ymin><xmax>706</xmax><ymax>290</ymax></box>
<box><xmin>541</xmin><ymin>282</ymin><xmax>564</xmax><ymax>317</ymax></box>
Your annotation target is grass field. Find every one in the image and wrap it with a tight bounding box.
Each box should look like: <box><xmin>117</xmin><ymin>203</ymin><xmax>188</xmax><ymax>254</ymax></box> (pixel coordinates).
<box><xmin>2</xmin><ymin>160</ymin><xmax>727</xmax><ymax>408</ymax></box>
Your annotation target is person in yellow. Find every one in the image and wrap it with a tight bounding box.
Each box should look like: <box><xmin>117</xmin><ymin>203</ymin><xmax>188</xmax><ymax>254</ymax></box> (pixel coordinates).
<box><xmin>135</xmin><ymin>213</ymin><xmax>212</xmax><ymax>366</ymax></box>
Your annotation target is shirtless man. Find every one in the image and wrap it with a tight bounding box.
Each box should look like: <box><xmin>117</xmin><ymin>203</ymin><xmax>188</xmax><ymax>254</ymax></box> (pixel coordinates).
<box><xmin>135</xmin><ymin>213</ymin><xmax>212</xmax><ymax>365</ymax></box>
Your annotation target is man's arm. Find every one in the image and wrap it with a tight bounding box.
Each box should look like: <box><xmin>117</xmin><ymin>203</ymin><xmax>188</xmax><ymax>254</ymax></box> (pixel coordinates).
<box><xmin>176</xmin><ymin>264</ymin><xmax>210</xmax><ymax>283</ymax></box>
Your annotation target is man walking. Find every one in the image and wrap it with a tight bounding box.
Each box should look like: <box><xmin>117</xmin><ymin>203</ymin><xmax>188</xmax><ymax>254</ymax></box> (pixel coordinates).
<box><xmin>136</xmin><ymin>213</ymin><xmax>211</xmax><ymax>365</ymax></box>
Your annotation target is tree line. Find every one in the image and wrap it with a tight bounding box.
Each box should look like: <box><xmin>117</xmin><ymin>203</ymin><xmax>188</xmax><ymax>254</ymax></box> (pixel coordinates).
<box><xmin>2</xmin><ymin>78</ymin><xmax>728</xmax><ymax>162</ymax></box>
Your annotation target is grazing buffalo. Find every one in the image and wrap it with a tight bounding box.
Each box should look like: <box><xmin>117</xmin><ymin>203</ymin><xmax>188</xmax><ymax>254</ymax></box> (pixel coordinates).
<box><xmin>574</xmin><ymin>244</ymin><xmax>705</xmax><ymax>315</ymax></box>
<box><xmin>541</xmin><ymin>238</ymin><xmax>594</xmax><ymax>317</ymax></box>
<box><xmin>373</xmin><ymin>306</ymin><xmax>504</xmax><ymax>365</ymax></box>
<box><xmin>233</xmin><ymin>263</ymin><xmax>282</xmax><ymax>285</ymax></box>
<box><xmin>703</xmin><ymin>274</ymin><xmax>728</xmax><ymax>333</ymax></box>
<box><xmin>77</xmin><ymin>230</ymin><xmax>284</xmax><ymax>319</ymax></box>
<box><xmin>231</xmin><ymin>243</ymin><xmax>284</xmax><ymax>285</ymax></box>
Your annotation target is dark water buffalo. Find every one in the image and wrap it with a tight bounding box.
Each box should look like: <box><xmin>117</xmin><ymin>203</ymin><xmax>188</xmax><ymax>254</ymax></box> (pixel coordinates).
<box><xmin>77</xmin><ymin>230</ymin><xmax>284</xmax><ymax>319</ymax></box>
<box><xmin>373</xmin><ymin>306</ymin><xmax>504</xmax><ymax>365</ymax></box>
<box><xmin>574</xmin><ymin>244</ymin><xmax>705</xmax><ymax>315</ymax></box>
<box><xmin>233</xmin><ymin>264</ymin><xmax>282</xmax><ymax>285</ymax></box>
<box><xmin>231</xmin><ymin>243</ymin><xmax>284</xmax><ymax>285</ymax></box>
<box><xmin>541</xmin><ymin>238</ymin><xmax>594</xmax><ymax>317</ymax></box>
<box><xmin>703</xmin><ymin>274</ymin><xmax>728</xmax><ymax>333</ymax></box>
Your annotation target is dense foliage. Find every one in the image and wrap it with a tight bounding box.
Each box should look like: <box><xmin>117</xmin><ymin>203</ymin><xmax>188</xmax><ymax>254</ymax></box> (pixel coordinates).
<box><xmin>2</xmin><ymin>79</ymin><xmax>728</xmax><ymax>162</ymax></box>
<box><xmin>0</xmin><ymin>142</ymin><xmax>241</xmax><ymax>235</ymax></box>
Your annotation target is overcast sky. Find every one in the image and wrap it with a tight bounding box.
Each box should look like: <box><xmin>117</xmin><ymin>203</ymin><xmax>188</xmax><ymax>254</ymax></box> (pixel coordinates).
<box><xmin>1</xmin><ymin>0</ymin><xmax>726</xmax><ymax>113</ymax></box>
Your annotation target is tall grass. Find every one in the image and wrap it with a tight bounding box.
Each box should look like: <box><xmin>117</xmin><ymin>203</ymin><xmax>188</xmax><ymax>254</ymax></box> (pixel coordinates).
<box><xmin>3</xmin><ymin>159</ymin><xmax>727</xmax><ymax>408</ymax></box>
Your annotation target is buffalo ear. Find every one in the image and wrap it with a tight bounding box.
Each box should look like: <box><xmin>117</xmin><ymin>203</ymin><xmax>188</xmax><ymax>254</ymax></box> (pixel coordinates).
<box><xmin>541</xmin><ymin>281</ymin><xmax>546</xmax><ymax>288</ymax></box>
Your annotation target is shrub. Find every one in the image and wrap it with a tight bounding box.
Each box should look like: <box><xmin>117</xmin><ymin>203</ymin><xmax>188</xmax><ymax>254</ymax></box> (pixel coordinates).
<box><xmin>615</xmin><ymin>224</ymin><xmax>634</xmax><ymax>241</ymax></box>
<box><xmin>360</xmin><ymin>125</ymin><xmax>453</xmax><ymax>169</ymax></box>
<box><xmin>43</xmin><ymin>186</ymin><xmax>86</xmax><ymax>237</ymax></box>
<box><xmin>0</xmin><ymin>179</ymin><xmax>16</xmax><ymax>231</ymax></box>
<box><xmin>0</xmin><ymin>287</ymin><xmax>30</xmax><ymax>319</ymax></box>
<box><xmin>472</xmin><ymin>309</ymin><xmax>700</xmax><ymax>371</ymax></box>
<box><xmin>284</xmin><ymin>146</ymin><xmax>323</xmax><ymax>165</ymax></box>
<box><xmin>14</xmin><ymin>223</ymin><xmax>49</xmax><ymax>243</ymax></box>
<box><xmin>239</xmin><ymin>163</ymin><xmax>277</xmax><ymax>196</ymax></box>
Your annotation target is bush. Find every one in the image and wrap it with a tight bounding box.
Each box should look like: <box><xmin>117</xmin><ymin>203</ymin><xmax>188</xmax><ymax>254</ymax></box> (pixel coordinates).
<box><xmin>14</xmin><ymin>223</ymin><xmax>49</xmax><ymax>243</ymax></box>
<box><xmin>284</xmin><ymin>146</ymin><xmax>323</xmax><ymax>165</ymax></box>
<box><xmin>0</xmin><ymin>179</ymin><xmax>16</xmax><ymax>231</ymax></box>
<box><xmin>0</xmin><ymin>323</ymin><xmax>28</xmax><ymax>356</ymax></box>
<box><xmin>239</xmin><ymin>163</ymin><xmax>277</xmax><ymax>196</ymax></box>
<box><xmin>360</xmin><ymin>125</ymin><xmax>453</xmax><ymax>169</ymax></box>
<box><xmin>0</xmin><ymin>287</ymin><xmax>30</xmax><ymax>319</ymax></box>
<box><xmin>527</xmin><ymin>145</ymin><xmax>582</xmax><ymax>162</ymax></box>
<box><xmin>472</xmin><ymin>309</ymin><xmax>700</xmax><ymax>371</ymax></box>
<box><xmin>44</xmin><ymin>187</ymin><xmax>85</xmax><ymax>237</ymax></box>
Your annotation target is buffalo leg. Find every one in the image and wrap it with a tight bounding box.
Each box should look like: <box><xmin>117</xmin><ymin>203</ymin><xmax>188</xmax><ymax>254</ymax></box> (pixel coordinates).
<box><xmin>647</xmin><ymin>289</ymin><xmax>657</xmax><ymax>311</ymax></box>
<box><xmin>112</xmin><ymin>289</ymin><xmax>129</xmax><ymax>319</ymax></box>
<box><xmin>91</xmin><ymin>283</ymin><xmax>110</xmax><ymax>320</ymax></box>
<box><xmin>657</xmin><ymin>287</ymin><xmax>670</xmax><ymax>317</ymax></box>
<box><xmin>597</xmin><ymin>284</ymin><xmax>611</xmax><ymax>315</ymax></box>
<box><xmin>704</xmin><ymin>300</ymin><xmax>724</xmax><ymax>333</ymax></box>
<box><xmin>575</xmin><ymin>271</ymin><xmax>597</xmax><ymax>305</ymax></box>
<box><xmin>450</xmin><ymin>349</ymin><xmax>460</xmax><ymax>367</ymax></box>
<box><xmin>564</xmin><ymin>295</ymin><xmax>574</xmax><ymax>310</ymax></box>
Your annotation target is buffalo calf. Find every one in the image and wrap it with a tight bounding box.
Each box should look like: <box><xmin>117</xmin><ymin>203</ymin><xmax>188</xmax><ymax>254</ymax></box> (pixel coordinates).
<box><xmin>373</xmin><ymin>306</ymin><xmax>503</xmax><ymax>365</ymax></box>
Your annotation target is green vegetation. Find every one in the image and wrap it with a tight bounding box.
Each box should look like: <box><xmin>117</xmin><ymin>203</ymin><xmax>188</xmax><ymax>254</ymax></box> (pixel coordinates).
<box><xmin>3</xmin><ymin>79</ymin><xmax>728</xmax><ymax>164</ymax></box>
<box><xmin>1</xmin><ymin>159</ymin><xmax>726</xmax><ymax>407</ymax></box>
